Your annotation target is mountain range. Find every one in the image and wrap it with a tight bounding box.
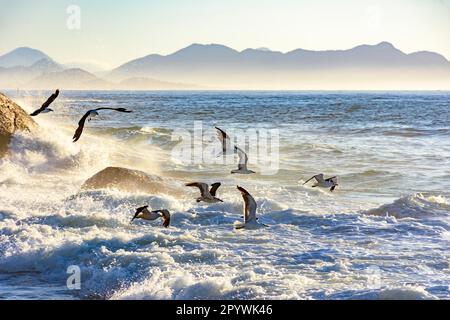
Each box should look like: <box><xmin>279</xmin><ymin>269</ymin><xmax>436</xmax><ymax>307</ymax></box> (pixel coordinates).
<box><xmin>0</xmin><ymin>43</ymin><xmax>449</xmax><ymax>90</ymax></box>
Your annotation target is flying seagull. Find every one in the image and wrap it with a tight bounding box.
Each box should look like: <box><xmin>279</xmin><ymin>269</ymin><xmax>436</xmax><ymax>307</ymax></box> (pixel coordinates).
<box><xmin>231</xmin><ymin>146</ymin><xmax>255</xmax><ymax>174</ymax></box>
<box><xmin>131</xmin><ymin>206</ymin><xmax>171</xmax><ymax>227</ymax></box>
<box><xmin>185</xmin><ymin>182</ymin><xmax>223</xmax><ymax>203</ymax></box>
<box><xmin>30</xmin><ymin>89</ymin><xmax>60</xmax><ymax>116</ymax></box>
<box><xmin>303</xmin><ymin>174</ymin><xmax>338</xmax><ymax>192</ymax></box>
<box><xmin>72</xmin><ymin>107</ymin><xmax>132</xmax><ymax>142</ymax></box>
<box><xmin>215</xmin><ymin>127</ymin><xmax>231</xmax><ymax>156</ymax></box>
<box><xmin>235</xmin><ymin>186</ymin><xmax>266</xmax><ymax>229</ymax></box>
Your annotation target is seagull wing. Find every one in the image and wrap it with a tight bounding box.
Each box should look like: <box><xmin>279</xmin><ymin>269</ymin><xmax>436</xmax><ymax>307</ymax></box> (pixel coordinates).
<box><xmin>95</xmin><ymin>107</ymin><xmax>133</xmax><ymax>113</ymax></box>
<box><xmin>325</xmin><ymin>176</ymin><xmax>337</xmax><ymax>183</ymax></box>
<box><xmin>235</xmin><ymin>146</ymin><xmax>248</xmax><ymax>170</ymax></box>
<box><xmin>30</xmin><ymin>89</ymin><xmax>59</xmax><ymax>116</ymax></box>
<box><xmin>303</xmin><ymin>174</ymin><xmax>319</xmax><ymax>185</ymax></box>
<box><xmin>131</xmin><ymin>205</ymin><xmax>149</xmax><ymax>222</ymax></box>
<box><xmin>215</xmin><ymin>127</ymin><xmax>230</xmax><ymax>153</ymax></box>
<box><xmin>209</xmin><ymin>182</ymin><xmax>221</xmax><ymax>197</ymax></box>
<box><xmin>30</xmin><ymin>107</ymin><xmax>45</xmax><ymax>116</ymax></box>
<box><xmin>41</xmin><ymin>89</ymin><xmax>59</xmax><ymax>109</ymax></box>
<box><xmin>186</xmin><ymin>182</ymin><xmax>210</xmax><ymax>197</ymax></box>
<box><xmin>72</xmin><ymin>110</ymin><xmax>93</xmax><ymax>142</ymax></box>
<box><xmin>156</xmin><ymin>210</ymin><xmax>171</xmax><ymax>228</ymax></box>
<box><xmin>237</xmin><ymin>186</ymin><xmax>257</xmax><ymax>223</ymax></box>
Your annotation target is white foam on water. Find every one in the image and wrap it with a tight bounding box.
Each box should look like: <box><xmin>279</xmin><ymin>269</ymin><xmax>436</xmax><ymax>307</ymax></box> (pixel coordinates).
<box><xmin>346</xmin><ymin>286</ymin><xmax>439</xmax><ymax>300</ymax></box>
<box><xmin>1</xmin><ymin>92</ymin><xmax>449</xmax><ymax>300</ymax></box>
<box><xmin>362</xmin><ymin>193</ymin><xmax>450</xmax><ymax>219</ymax></box>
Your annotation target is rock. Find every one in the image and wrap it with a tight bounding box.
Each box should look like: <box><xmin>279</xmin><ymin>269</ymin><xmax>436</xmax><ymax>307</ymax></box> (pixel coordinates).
<box><xmin>82</xmin><ymin>167</ymin><xmax>182</xmax><ymax>195</ymax></box>
<box><xmin>0</xmin><ymin>92</ymin><xmax>37</xmax><ymax>157</ymax></box>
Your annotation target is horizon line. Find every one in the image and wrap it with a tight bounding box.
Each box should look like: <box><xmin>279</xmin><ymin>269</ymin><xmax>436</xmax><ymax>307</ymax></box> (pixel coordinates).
<box><xmin>4</xmin><ymin>89</ymin><xmax>450</xmax><ymax>93</ymax></box>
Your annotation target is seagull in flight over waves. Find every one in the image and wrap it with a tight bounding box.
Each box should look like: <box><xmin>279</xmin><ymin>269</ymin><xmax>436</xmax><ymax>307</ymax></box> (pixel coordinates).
<box><xmin>231</xmin><ymin>146</ymin><xmax>255</xmax><ymax>174</ymax></box>
<box><xmin>131</xmin><ymin>206</ymin><xmax>171</xmax><ymax>227</ymax></box>
<box><xmin>235</xmin><ymin>186</ymin><xmax>267</xmax><ymax>229</ymax></box>
<box><xmin>72</xmin><ymin>107</ymin><xmax>132</xmax><ymax>142</ymax></box>
<box><xmin>185</xmin><ymin>182</ymin><xmax>223</xmax><ymax>203</ymax></box>
<box><xmin>303</xmin><ymin>174</ymin><xmax>338</xmax><ymax>192</ymax></box>
<box><xmin>30</xmin><ymin>89</ymin><xmax>60</xmax><ymax>116</ymax></box>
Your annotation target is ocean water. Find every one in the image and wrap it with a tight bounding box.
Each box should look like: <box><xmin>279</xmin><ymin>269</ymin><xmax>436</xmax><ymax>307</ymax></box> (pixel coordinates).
<box><xmin>0</xmin><ymin>90</ymin><xmax>449</xmax><ymax>300</ymax></box>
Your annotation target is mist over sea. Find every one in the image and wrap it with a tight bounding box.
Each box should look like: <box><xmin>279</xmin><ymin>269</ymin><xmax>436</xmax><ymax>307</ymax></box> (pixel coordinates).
<box><xmin>0</xmin><ymin>90</ymin><xmax>449</xmax><ymax>300</ymax></box>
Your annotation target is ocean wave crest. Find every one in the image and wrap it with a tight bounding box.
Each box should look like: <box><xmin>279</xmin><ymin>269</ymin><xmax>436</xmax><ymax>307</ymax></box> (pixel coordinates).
<box><xmin>362</xmin><ymin>193</ymin><xmax>449</xmax><ymax>219</ymax></box>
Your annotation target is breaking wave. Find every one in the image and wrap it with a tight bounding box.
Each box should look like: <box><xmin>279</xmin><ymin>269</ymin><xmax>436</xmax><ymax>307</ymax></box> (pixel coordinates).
<box><xmin>362</xmin><ymin>193</ymin><xmax>450</xmax><ymax>219</ymax></box>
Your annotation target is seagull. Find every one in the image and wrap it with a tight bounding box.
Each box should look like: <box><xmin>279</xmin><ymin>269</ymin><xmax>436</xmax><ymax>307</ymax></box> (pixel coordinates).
<box><xmin>231</xmin><ymin>146</ymin><xmax>255</xmax><ymax>174</ymax></box>
<box><xmin>30</xmin><ymin>89</ymin><xmax>60</xmax><ymax>116</ymax></box>
<box><xmin>131</xmin><ymin>206</ymin><xmax>171</xmax><ymax>227</ymax></box>
<box><xmin>215</xmin><ymin>127</ymin><xmax>231</xmax><ymax>156</ymax></box>
<box><xmin>303</xmin><ymin>174</ymin><xmax>338</xmax><ymax>192</ymax></box>
<box><xmin>235</xmin><ymin>186</ymin><xmax>266</xmax><ymax>229</ymax></box>
<box><xmin>185</xmin><ymin>182</ymin><xmax>223</xmax><ymax>203</ymax></box>
<box><xmin>72</xmin><ymin>107</ymin><xmax>132</xmax><ymax>142</ymax></box>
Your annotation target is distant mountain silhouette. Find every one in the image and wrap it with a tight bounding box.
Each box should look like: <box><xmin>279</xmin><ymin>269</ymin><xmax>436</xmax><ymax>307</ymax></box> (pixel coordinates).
<box><xmin>25</xmin><ymin>70</ymin><xmax>199</xmax><ymax>90</ymax></box>
<box><xmin>0</xmin><ymin>47</ymin><xmax>54</xmax><ymax>68</ymax></box>
<box><xmin>25</xmin><ymin>68</ymin><xmax>112</xmax><ymax>90</ymax></box>
<box><xmin>0</xmin><ymin>47</ymin><xmax>198</xmax><ymax>89</ymax></box>
<box><xmin>0</xmin><ymin>58</ymin><xmax>63</xmax><ymax>88</ymax></box>
<box><xmin>1</xmin><ymin>42</ymin><xmax>449</xmax><ymax>90</ymax></box>
<box><xmin>108</xmin><ymin>42</ymin><xmax>450</xmax><ymax>89</ymax></box>
<box><xmin>63</xmin><ymin>61</ymin><xmax>108</xmax><ymax>73</ymax></box>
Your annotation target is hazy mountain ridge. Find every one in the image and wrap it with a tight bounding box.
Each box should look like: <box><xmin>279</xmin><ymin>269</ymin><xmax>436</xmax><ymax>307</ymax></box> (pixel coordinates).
<box><xmin>0</xmin><ymin>47</ymin><xmax>199</xmax><ymax>90</ymax></box>
<box><xmin>109</xmin><ymin>42</ymin><xmax>450</xmax><ymax>89</ymax></box>
<box><xmin>0</xmin><ymin>47</ymin><xmax>54</xmax><ymax>68</ymax></box>
<box><xmin>0</xmin><ymin>58</ymin><xmax>64</xmax><ymax>89</ymax></box>
<box><xmin>25</xmin><ymin>68</ymin><xmax>112</xmax><ymax>90</ymax></box>
<box><xmin>1</xmin><ymin>42</ymin><xmax>449</xmax><ymax>90</ymax></box>
<box><xmin>112</xmin><ymin>42</ymin><xmax>450</xmax><ymax>74</ymax></box>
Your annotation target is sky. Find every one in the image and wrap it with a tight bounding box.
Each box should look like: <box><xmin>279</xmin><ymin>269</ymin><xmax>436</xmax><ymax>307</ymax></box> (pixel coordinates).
<box><xmin>0</xmin><ymin>0</ymin><xmax>449</xmax><ymax>69</ymax></box>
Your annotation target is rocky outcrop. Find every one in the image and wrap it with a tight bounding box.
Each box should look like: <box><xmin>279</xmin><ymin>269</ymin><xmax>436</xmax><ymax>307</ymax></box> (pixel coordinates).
<box><xmin>82</xmin><ymin>167</ymin><xmax>182</xmax><ymax>195</ymax></box>
<box><xmin>0</xmin><ymin>92</ymin><xmax>37</xmax><ymax>157</ymax></box>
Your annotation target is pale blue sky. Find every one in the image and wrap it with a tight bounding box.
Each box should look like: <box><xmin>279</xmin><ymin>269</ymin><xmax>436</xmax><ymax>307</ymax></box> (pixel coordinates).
<box><xmin>0</xmin><ymin>0</ymin><xmax>449</xmax><ymax>68</ymax></box>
